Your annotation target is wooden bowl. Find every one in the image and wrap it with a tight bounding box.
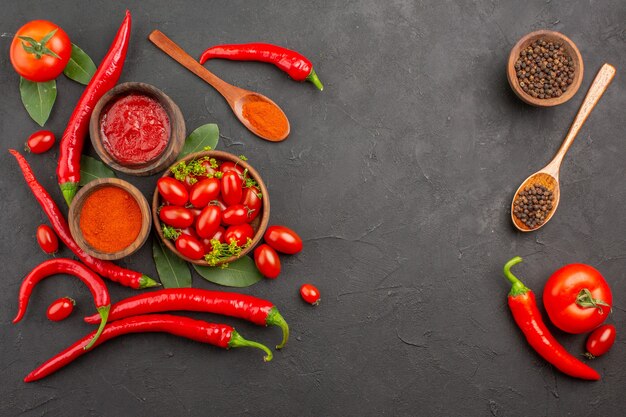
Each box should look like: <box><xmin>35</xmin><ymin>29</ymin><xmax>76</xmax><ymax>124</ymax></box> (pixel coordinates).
<box><xmin>89</xmin><ymin>82</ymin><xmax>186</xmax><ymax>176</ymax></box>
<box><xmin>153</xmin><ymin>151</ymin><xmax>270</xmax><ymax>266</ymax></box>
<box><xmin>69</xmin><ymin>178</ymin><xmax>152</xmax><ymax>260</ymax></box>
<box><xmin>507</xmin><ymin>30</ymin><xmax>583</xmax><ymax>107</ymax></box>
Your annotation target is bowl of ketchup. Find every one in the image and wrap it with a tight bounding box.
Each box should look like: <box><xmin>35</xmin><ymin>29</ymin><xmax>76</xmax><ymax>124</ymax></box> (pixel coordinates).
<box><xmin>90</xmin><ymin>82</ymin><xmax>185</xmax><ymax>176</ymax></box>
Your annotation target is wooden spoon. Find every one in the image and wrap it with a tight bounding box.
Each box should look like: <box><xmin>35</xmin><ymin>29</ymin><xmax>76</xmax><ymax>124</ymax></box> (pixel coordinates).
<box><xmin>149</xmin><ymin>30</ymin><xmax>290</xmax><ymax>142</ymax></box>
<box><xmin>511</xmin><ymin>63</ymin><xmax>616</xmax><ymax>232</ymax></box>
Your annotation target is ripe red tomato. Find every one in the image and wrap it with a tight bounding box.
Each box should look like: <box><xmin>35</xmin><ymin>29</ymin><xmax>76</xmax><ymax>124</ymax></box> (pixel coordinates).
<box><xmin>222</xmin><ymin>204</ymin><xmax>249</xmax><ymax>226</ymax></box>
<box><xmin>200</xmin><ymin>160</ymin><xmax>217</xmax><ymax>177</ymax></box>
<box><xmin>175</xmin><ymin>233</ymin><xmax>204</xmax><ymax>260</ymax></box>
<box><xmin>189</xmin><ymin>178</ymin><xmax>220</xmax><ymax>208</ymax></box>
<box><xmin>585</xmin><ymin>324</ymin><xmax>616</xmax><ymax>358</ymax></box>
<box><xmin>159</xmin><ymin>206</ymin><xmax>194</xmax><ymax>229</ymax></box>
<box><xmin>180</xmin><ymin>227</ymin><xmax>200</xmax><ymax>240</ymax></box>
<box><xmin>158</xmin><ymin>177</ymin><xmax>189</xmax><ymax>206</ymax></box>
<box><xmin>224</xmin><ymin>224</ymin><xmax>254</xmax><ymax>246</ymax></box>
<box><xmin>300</xmin><ymin>284</ymin><xmax>320</xmax><ymax>305</ymax></box>
<box><xmin>221</xmin><ymin>171</ymin><xmax>243</xmax><ymax>206</ymax></box>
<box><xmin>201</xmin><ymin>227</ymin><xmax>226</xmax><ymax>253</ymax></box>
<box><xmin>36</xmin><ymin>224</ymin><xmax>58</xmax><ymax>254</ymax></box>
<box><xmin>46</xmin><ymin>297</ymin><xmax>75</xmax><ymax>321</ymax></box>
<box><xmin>254</xmin><ymin>244</ymin><xmax>281</xmax><ymax>279</ymax></box>
<box><xmin>264</xmin><ymin>225</ymin><xmax>303</xmax><ymax>254</ymax></box>
<box><xmin>196</xmin><ymin>205</ymin><xmax>222</xmax><ymax>238</ymax></box>
<box><xmin>26</xmin><ymin>130</ymin><xmax>55</xmax><ymax>154</ymax></box>
<box><xmin>11</xmin><ymin>20</ymin><xmax>71</xmax><ymax>82</ymax></box>
<box><xmin>241</xmin><ymin>186</ymin><xmax>262</xmax><ymax>222</ymax></box>
<box><xmin>219</xmin><ymin>161</ymin><xmax>245</xmax><ymax>178</ymax></box>
<box><xmin>543</xmin><ymin>264</ymin><xmax>612</xmax><ymax>334</ymax></box>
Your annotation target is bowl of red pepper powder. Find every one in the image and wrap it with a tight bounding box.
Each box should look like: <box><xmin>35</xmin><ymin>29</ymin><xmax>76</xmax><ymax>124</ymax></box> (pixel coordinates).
<box><xmin>68</xmin><ymin>178</ymin><xmax>151</xmax><ymax>260</ymax></box>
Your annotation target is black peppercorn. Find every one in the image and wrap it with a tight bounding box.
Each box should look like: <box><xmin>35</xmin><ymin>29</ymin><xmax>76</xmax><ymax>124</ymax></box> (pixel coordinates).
<box><xmin>515</xmin><ymin>39</ymin><xmax>574</xmax><ymax>99</ymax></box>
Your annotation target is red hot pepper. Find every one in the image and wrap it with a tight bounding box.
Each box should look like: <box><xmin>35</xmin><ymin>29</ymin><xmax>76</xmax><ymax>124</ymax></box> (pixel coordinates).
<box><xmin>503</xmin><ymin>257</ymin><xmax>600</xmax><ymax>381</ymax></box>
<box><xmin>14</xmin><ymin>258</ymin><xmax>110</xmax><ymax>350</ymax></box>
<box><xmin>57</xmin><ymin>11</ymin><xmax>131</xmax><ymax>205</ymax></box>
<box><xmin>83</xmin><ymin>288</ymin><xmax>290</xmax><ymax>349</ymax></box>
<box><xmin>199</xmin><ymin>43</ymin><xmax>324</xmax><ymax>91</ymax></box>
<box><xmin>24</xmin><ymin>314</ymin><xmax>272</xmax><ymax>382</ymax></box>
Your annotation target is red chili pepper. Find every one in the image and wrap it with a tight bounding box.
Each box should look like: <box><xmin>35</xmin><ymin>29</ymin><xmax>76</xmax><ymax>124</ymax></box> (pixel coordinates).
<box><xmin>57</xmin><ymin>11</ymin><xmax>131</xmax><ymax>205</ymax></box>
<box><xmin>199</xmin><ymin>43</ymin><xmax>324</xmax><ymax>91</ymax></box>
<box><xmin>24</xmin><ymin>314</ymin><xmax>272</xmax><ymax>382</ymax></box>
<box><xmin>503</xmin><ymin>257</ymin><xmax>600</xmax><ymax>381</ymax></box>
<box><xmin>14</xmin><ymin>258</ymin><xmax>110</xmax><ymax>351</ymax></box>
<box><xmin>83</xmin><ymin>288</ymin><xmax>290</xmax><ymax>349</ymax></box>
<box><xmin>10</xmin><ymin>150</ymin><xmax>157</xmax><ymax>289</ymax></box>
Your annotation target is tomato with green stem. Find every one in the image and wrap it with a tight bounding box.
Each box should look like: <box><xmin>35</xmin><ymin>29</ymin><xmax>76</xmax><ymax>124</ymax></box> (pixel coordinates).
<box><xmin>300</xmin><ymin>284</ymin><xmax>320</xmax><ymax>305</ymax></box>
<box><xmin>241</xmin><ymin>186</ymin><xmax>262</xmax><ymax>222</ymax></box>
<box><xmin>47</xmin><ymin>297</ymin><xmax>75</xmax><ymax>321</ymax></box>
<box><xmin>585</xmin><ymin>324</ymin><xmax>616</xmax><ymax>358</ymax></box>
<box><xmin>26</xmin><ymin>130</ymin><xmax>55</xmax><ymax>154</ymax></box>
<box><xmin>222</xmin><ymin>204</ymin><xmax>250</xmax><ymax>226</ymax></box>
<box><xmin>224</xmin><ymin>224</ymin><xmax>254</xmax><ymax>246</ymax></box>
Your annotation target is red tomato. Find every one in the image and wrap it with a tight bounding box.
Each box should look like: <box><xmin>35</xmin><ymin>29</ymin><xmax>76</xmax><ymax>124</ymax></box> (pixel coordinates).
<box><xmin>196</xmin><ymin>205</ymin><xmax>222</xmax><ymax>238</ymax></box>
<box><xmin>182</xmin><ymin>175</ymin><xmax>198</xmax><ymax>190</ymax></box>
<box><xmin>46</xmin><ymin>297</ymin><xmax>75</xmax><ymax>321</ymax></box>
<box><xmin>26</xmin><ymin>130</ymin><xmax>55</xmax><ymax>154</ymax></box>
<box><xmin>10</xmin><ymin>20</ymin><xmax>71</xmax><ymax>82</ymax></box>
<box><xmin>224</xmin><ymin>224</ymin><xmax>254</xmax><ymax>246</ymax></box>
<box><xmin>36</xmin><ymin>224</ymin><xmax>58</xmax><ymax>254</ymax></box>
<box><xmin>221</xmin><ymin>171</ymin><xmax>243</xmax><ymax>206</ymax></box>
<box><xmin>254</xmin><ymin>244</ymin><xmax>281</xmax><ymax>279</ymax></box>
<box><xmin>222</xmin><ymin>204</ymin><xmax>249</xmax><ymax>226</ymax></box>
<box><xmin>212</xmin><ymin>226</ymin><xmax>226</xmax><ymax>243</ymax></box>
<box><xmin>543</xmin><ymin>264</ymin><xmax>612</xmax><ymax>334</ymax></box>
<box><xmin>214</xmin><ymin>198</ymin><xmax>228</xmax><ymax>212</ymax></box>
<box><xmin>200</xmin><ymin>160</ymin><xmax>217</xmax><ymax>177</ymax></box>
<box><xmin>189</xmin><ymin>178</ymin><xmax>220</xmax><ymax>208</ymax></box>
<box><xmin>219</xmin><ymin>161</ymin><xmax>245</xmax><ymax>178</ymax></box>
<box><xmin>585</xmin><ymin>324</ymin><xmax>616</xmax><ymax>358</ymax></box>
<box><xmin>158</xmin><ymin>177</ymin><xmax>189</xmax><ymax>206</ymax></box>
<box><xmin>159</xmin><ymin>206</ymin><xmax>194</xmax><ymax>229</ymax></box>
<box><xmin>241</xmin><ymin>186</ymin><xmax>262</xmax><ymax>222</ymax></box>
<box><xmin>201</xmin><ymin>227</ymin><xmax>226</xmax><ymax>253</ymax></box>
<box><xmin>300</xmin><ymin>284</ymin><xmax>320</xmax><ymax>305</ymax></box>
<box><xmin>180</xmin><ymin>227</ymin><xmax>200</xmax><ymax>240</ymax></box>
<box><xmin>175</xmin><ymin>233</ymin><xmax>205</xmax><ymax>260</ymax></box>
<box><xmin>264</xmin><ymin>225</ymin><xmax>303</xmax><ymax>254</ymax></box>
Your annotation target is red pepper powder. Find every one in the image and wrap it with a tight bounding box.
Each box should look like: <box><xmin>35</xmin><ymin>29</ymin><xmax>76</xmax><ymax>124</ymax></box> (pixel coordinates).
<box><xmin>79</xmin><ymin>186</ymin><xmax>142</xmax><ymax>253</ymax></box>
<box><xmin>242</xmin><ymin>100</ymin><xmax>288</xmax><ymax>138</ymax></box>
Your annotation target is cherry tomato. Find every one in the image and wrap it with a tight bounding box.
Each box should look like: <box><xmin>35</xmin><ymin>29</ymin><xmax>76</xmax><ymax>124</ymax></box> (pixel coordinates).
<box><xmin>180</xmin><ymin>227</ymin><xmax>200</xmax><ymax>240</ymax></box>
<box><xmin>219</xmin><ymin>161</ymin><xmax>245</xmax><ymax>178</ymax></box>
<box><xmin>264</xmin><ymin>225</ymin><xmax>303</xmax><ymax>255</ymax></box>
<box><xmin>214</xmin><ymin>198</ymin><xmax>228</xmax><ymax>213</ymax></box>
<box><xmin>201</xmin><ymin>227</ymin><xmax>226</xmax><ymax>253</ymax></box>
<box><xmin>221</xmin><ymin>171</ymin><xmax>243</xmax><ymax>206</ymax></box>
<box><xmin>254</xmin><ymin>244</ymin><xmax>281</xmax><ymax>279</ymax></box>
<box><xmin>241</xmin><ymin>186</ymin><xmax>262</xmax><ymax>222</ymax></box>
<box><xmin>158</xmin><ymin>177</ymin><xmax>189</xmax><ymax>206</ymax></box>
<box><xmin>222</xmin><ymin>204</ymin><xmax>250</xmax><ymax>226</ymax></box>
<box><xmin>25</xmin><ymin>130</ymin><xmax>55</xmax><ymax>154</ymax></box>
<box><xmin>200</xmin><ymin>160</ymin><xmax>217</xmax><ymax>177</ymax></box>
<box><xmin>212</xmin><ymin>226</ymin><xmax>226</xmax><ymax>243</ymax></box>
<box><xmin>175</xmin><ymin>233</ymin><xmax>205</xmax><ymax>260</ymax></box>
<box><xmin>10</xmin><ymin>20</ymin><xmax>71</xmax><ymax>82</ymax></box>
<box><xmin>36</xmin><ymin>224</ymin><xmax>58</xmax><ymax>255</ymax></box>
<box><xmin>196</xmin><ymin>205</ymin><xmax>222</xmax><ymax>238</ymax></box>
<box><xmin>182</xmin><ymin>174</ymin><xmax>198</xmax><ymax>190</ymax></box>
<box><xmin>189</xmin><ymin>178</ymin><xmax>220</xmax><ymax>208</ymax></box>
<box><xmin>300</xmin><ymin>284</ymin><xmax>320</xmax><ymax>305</ymax></box>
<box><xmin>585</xmin><ymin>324</ymin><xmax>616</xmax><ymax>358</ymax></box>
<box><xmin>46</xmin><ymin>297</ymin><xmax>75</xmax><ymax>321</ymax></box>
<box><xmin>224</xmin><ymin>224</ymin><xmax>254</xmax><ymax>246</ymax></box>
<box><xmin>543</xmin><ymin>264</ymin><xmax>612</xmax><ymax>334</ymax></box>
<box><xmin>159</xmin><ymin>206</ymin><xmax>194</xmax><ymax>229</ymax></box>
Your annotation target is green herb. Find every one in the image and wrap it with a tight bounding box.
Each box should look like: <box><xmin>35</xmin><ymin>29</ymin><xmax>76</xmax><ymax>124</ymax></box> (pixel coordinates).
<box><xmin>193</xmin><ymin>255</ymin><xmax>263</xmax><ymax>287</ymax></box>
<box><xmin>170</xmin><ymin>155</ymin><xmax>219</xmax><ymax>183</ymax></box>
<box><xmin>178</xmin><ymin>124</ymin><xmax>219</xmax><ymax>160</ymax></box>
<box><xmin>152</xmin><ymin>237</ymin><xmax>192</xmax><ymax>288</ymax></box>
<box><xmin>203</xmin><ymin>238</ymin><xmax>252</xmax><ymax>267</ymax></box>
<box><xmin>242</xmin><ymin>168</ymin><xmax>258</xmax><ymax>189</ymax></box>
<box><xmin>63</xmin><ymin>44</ymin><xmax>97</xmax><ymax>85</ymax></box>
<box><xmin>79</xmin><ymin>155</ymin><xmax>116</xmax><ymax>186</ymax></box>
<box><xmin>162</xmin><ymin>224</ymin><xmax>181</xmax><ymax>240</ymax></box>
<box><xmin>19</xmin><ymin>78</ymin><xmax>56</xmax><ymax>126</ymax></box>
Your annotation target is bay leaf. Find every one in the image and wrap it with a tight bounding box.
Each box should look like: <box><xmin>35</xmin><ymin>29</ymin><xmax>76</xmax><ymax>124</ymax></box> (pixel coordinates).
<box><xmin>152</xmin><ymin>237</ymin><xmax>192</xmax><ymax>288</ymax></box>
<box><xmin>79</xmin><ymin>155</ymin><xmax>116</xmax><ymax>186</ymax></box>
<box><xmin>178</xmin><ymin>124</ymin><xmax>219</xmax><ymax>159</ymax></box>
<box><xmin>193</xmin><ymin>256</ymin><xmax>262</xmax><ymax>287</ymax></box>
<box><xmin>19</xmin><ymin>78</ymin><xmax>56</xmax><ymax>126</ymax></box>
<box><xmin>63</xmin><ymin>43</ymin><xmax>97</xmax><ymax>85</ymax></box>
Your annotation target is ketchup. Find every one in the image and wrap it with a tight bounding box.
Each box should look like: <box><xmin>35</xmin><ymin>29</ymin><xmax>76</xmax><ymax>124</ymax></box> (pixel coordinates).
<box><xmin>100</xmin><ymin>94</ymin><xmax>170</xmax><ymax>165</ymax></box>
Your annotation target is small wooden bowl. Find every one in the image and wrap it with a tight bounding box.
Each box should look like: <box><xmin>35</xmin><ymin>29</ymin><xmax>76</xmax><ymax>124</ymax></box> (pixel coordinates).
<box><xmin>89</xmin><ymin>82</ymin><xmax>186</xmax><ymax>176</ymax></box>
<box><xmin>69</xmin><ymin>178</ymin><xmax>152</xmax><ymax>260</ymax></box>
<box><xmin>507</xmin><ymin>30</ymin><xmax>583</xmax><ymax>107</ymax></box>
<box><xmin>153</xmin><ymin>151</ymin><xmax>270</xmax><ymax>266</ymax></box>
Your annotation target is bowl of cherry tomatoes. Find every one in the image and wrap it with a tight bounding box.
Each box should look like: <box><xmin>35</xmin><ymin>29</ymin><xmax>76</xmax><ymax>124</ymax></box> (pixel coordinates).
<box><xmin>152</xmin><ymin>151</ymin><xmax>269</xmax><ymax>266</ymax></box>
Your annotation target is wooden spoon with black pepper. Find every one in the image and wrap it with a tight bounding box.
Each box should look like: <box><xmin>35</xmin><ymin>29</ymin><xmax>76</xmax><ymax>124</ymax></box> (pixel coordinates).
<box><xmin>511</xmin><ymin>63</ymin><xmax>616</xmax><ymax>232</ymax></box>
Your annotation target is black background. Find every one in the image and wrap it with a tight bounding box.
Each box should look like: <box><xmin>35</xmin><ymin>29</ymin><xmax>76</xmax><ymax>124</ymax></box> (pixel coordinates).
<box><xmin>1</xmin><ymin>1</ymin><xmax>625</xmax><ymax>416</ymax></box>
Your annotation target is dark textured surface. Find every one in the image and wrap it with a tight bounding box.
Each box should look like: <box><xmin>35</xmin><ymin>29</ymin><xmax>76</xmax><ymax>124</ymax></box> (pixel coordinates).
<box><xmin>1</xmin><ymin>1</ymin><xmax>625</xmax><ymax>415</ymax></box>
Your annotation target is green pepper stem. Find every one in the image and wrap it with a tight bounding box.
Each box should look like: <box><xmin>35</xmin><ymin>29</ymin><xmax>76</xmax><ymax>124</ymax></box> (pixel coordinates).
<box><xmin>84</xmin><ymin>305</ymin><xmax>110</xmax><ymax>350</ymax></box>
<box><xmin>307</xmin><ymin>68</ymin><xmax>324</xmax><ymax>91</ymax></box>
<box><xmin>139</xmin><ymin>275</ymin><xmax>161</xmax><ymax>289</ymax></box>
<box><xmin>266</xmin><ymin>307</ymin><xmax>290</xmax><ymax>350</ymax></box>
<box><xmin>60</xmin><ymin>182</ymin><xmax>78</xmax><ymax>206</ymax></box>
<box><xmin>228</xmin><ymin>330</ymin><xmax>273</xmax><ymax>362</ymax></box>
<box><xmin>503</xmin><ymin>256</ymin><xmax>530</xmax><ymax>297</ymax></box>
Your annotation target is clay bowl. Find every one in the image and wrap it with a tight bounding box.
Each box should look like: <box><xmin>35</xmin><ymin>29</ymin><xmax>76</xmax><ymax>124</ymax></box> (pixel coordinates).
<box><xmin>89</xmin><ymin>82</ymin><xmax>186</xmax><ymax>176</ymax></box>
<box><xmin>153</xmin><ymin>151</ymin><xmax>270</xmax><ymax>266</ymax></box>
<box><xmin>507</xmin><ymin>30</ymin><xmax>583</xmax><ymax>107</ymax></box>
<box><xmin>69</xmin><ymin>178</ymin><xmax>152</xmax><ymax>260</ymax></box>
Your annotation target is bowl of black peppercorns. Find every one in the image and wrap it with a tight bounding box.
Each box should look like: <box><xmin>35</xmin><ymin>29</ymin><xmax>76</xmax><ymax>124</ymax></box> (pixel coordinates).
<box><xmin>507</xmin><ymin>30</ymin><xmax>583</xmax><ymax>107</ymax></box>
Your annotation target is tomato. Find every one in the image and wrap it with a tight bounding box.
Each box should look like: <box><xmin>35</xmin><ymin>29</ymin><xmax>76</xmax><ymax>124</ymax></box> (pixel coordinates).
<box><xmin>300</xmin><ymin>284</ymin><xmax>320</xmax><ymax>305</ymax></box>
<box><xmin>10</xmin><ymin>20</ymin><xmax>71</xmax><ymax>82</ymax></box>
<box><xmin>264</xmin><ymin>225</ymin><xmax>303</xmax><ymax>254</ymax></box>
<box><xmin>196</xmin><ymin>205</ymin><xmax>222</xmax><ymax>238</ymax></box>
<box><xmin>222</xmin><ymin>204</ymin><xmax>249</xmax><ymax>226</ymax></box>
<box><xmin>200</xmin><ymin>160</ymin><xmax>217</xmax><ymax>177</ymax></box>
<box><xmin>175</xmin><ymin>233</ymin><xmax>205</xmax><ymax>260</ymax></box>
<box><xmin>224</xmin><ymin>224</ymin><xmax>254</xmax><ymax>246</ymax></box>
<box><xmin>585</xmin><ymin>324</ymin><xmax>616</xmax><ymax>358</ymax></box>
<box><xmin>219</xmin><ymin>161</ymin><xmax>245</xmax><ymax>178</ymax></box>
<box><xmin>201</xmin><ymin>227</ymin><xmax>226</xmax><ymax>253</ymax></box>
<box><xmin>543</xmin><ymin>264</ymin><xmax>612</xmax><ymax>334</ymax></box>
<box><xmin>46</xmin><ymin>297</ymin><xmax>75</xmax><ymax>321</ymax></box>
<box><xmin>221</xmin><ymin>171</ymin><xmax>243</xmax><ymax>206</ymax></box>
<box><xmin>241</xmin><ymin>186</ymin><xmax>262</xmax><ymax>222</ymax></box>
<box><xmin>158</xmin><ymin>177</ymin><xmax>189</xmax><ymax>206</ymax></box>
<box><xmin>25</xmin><ymin>130</ymin><xmax>55</xmax><ymax>154</ymax></box>
<box><xmin>214</xmin><ymin>198</ymin><xmax>228</xmax><ymax>213</ymax></box>
<box><xmin>159</xmin><ymin>206</ymin><xmax>194</xmax><ymax>229</ymax></box>
<box><xmin>36</xmin><ymin>224</ymin><xmax>58</xmax><ymax>254</ymax></box>
<box><xmin>180</xmin><ymin>227</ymin><xmax>200</xmax><ymax>240</ymax></box>
<box><xmin>182</xmin><ymin>174</ymin><xmax>198</xmax><ymax>190</ymax></box>
<box><xmin>254</xmin><ymin>244</ymin><xmax>281</xmax><ymax>279</ymax></box>
<box><xmin>212</xmin><ymin>226</ymin><xmax>226</xmax><ymax>243</ymax></box>
<box><xmin>189</xmin><ymin>178</ymin><xmax>220</xmax><ymax>208</ymax></box>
